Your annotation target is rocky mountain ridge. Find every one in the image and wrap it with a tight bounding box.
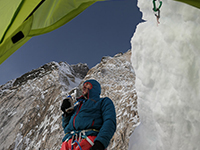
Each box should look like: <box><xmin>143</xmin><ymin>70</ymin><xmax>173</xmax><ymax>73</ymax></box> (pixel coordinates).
<box><xmin>0</xmin><ymin>50</ymin><xmax>138</xmax><ymax>150</ymax></box>
<box><xmin>0</xmin><ymin>62</ymin><xmax>89</xmax><ymax>150</ymax></box>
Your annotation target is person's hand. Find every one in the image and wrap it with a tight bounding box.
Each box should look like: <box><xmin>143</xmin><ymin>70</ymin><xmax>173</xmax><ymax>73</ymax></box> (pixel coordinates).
<box><xmin>90</xmin><ymin>141</ymin><xmax>104</xmax><ymax>150</ymax></box>
<box><xmin>61</xmin><ymin>97</ymin><xmax>72</xmax><ymax>113</ymax></box>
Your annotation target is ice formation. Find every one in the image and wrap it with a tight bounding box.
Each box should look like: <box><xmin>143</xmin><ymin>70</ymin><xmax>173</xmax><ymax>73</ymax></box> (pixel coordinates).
<box><xmin>129</xmin><ymin>0</ymin><xmax>200</xmax><ymax>149</ymax></box>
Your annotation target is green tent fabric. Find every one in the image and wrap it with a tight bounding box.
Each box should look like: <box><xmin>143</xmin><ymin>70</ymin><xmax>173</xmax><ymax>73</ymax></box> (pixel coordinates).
<box><xmin>0</xmin><ymin>0</ymin><xmax>104</xmax><ymax>64</ymax></box>
<box><xmin>174</xmin><ymin>0</ymin><xmax>200</xmax><ymax>9</ymax></box>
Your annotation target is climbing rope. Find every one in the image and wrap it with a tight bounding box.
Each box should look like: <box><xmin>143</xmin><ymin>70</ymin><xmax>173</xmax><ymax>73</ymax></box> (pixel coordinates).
<box><xmin>64</xmin><ymin>129</ymin><xmax>98</xmax><ymax>150</ymax></box>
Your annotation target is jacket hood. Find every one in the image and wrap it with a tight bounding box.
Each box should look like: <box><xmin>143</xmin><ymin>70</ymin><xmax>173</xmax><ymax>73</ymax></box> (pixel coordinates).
<box><xmin>83</xmin><ymin>79</ymin><xmax>101</xmax><ymax>99</ymax></box>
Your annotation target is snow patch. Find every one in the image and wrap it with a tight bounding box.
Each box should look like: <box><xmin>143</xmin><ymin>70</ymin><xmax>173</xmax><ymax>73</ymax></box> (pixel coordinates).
<box><xmin>14</xmin><ymin>133</ymin><xmax>23</xmax><ymax>150</ymax></box>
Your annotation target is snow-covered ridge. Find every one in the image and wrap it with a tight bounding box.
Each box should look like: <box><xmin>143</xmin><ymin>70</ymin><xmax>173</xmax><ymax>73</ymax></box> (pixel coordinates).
<box><xmin>0</xmin><ymin>62</ymin><xmax>89</xmax><ymax>91</ymax></box>
<box><xmin>0</xmin><ymin>62</ymin><xmax>58</xmax><ymax>91</ymax></box>
<box><xmin>13</xmin><ymin>62</ymin><xmax>58</xmax><ymax>87</ymax></box>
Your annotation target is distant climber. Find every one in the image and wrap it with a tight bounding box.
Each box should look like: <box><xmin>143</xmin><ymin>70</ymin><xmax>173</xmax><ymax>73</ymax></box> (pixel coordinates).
<box><xmin>155</xmin><ymin>9</ymin><xmax>161</xmax><ymax>24</ymax></box>
<box><xmin>60</xmin><ymin>79</ymin><xmax>116</xmax><ymax>150</ymax></box>
<box><xmin>153</xmin><ymin>0</ymin><xmax>162</xmax><ymax>24</ymax></box>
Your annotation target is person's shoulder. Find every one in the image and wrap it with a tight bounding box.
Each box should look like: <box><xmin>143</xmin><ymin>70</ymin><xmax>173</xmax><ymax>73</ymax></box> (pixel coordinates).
<box><xmin>100</xmin><ymin>97</ymin><xmax>111</xmax><ymax>101</ymax></box>
<box><xmin>100</xmin><ymin>97</ymin><xmax>114</xmax><ymax>104</ymax></box>
<box><xmin>100</xmin><ymin>97</ymin><xmax>116</xmax><ymax>112</ymax></box>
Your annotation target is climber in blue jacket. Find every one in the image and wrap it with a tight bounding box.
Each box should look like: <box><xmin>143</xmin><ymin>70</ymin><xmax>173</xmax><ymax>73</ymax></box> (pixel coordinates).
<box><xmin>60</xmin><ymin>79</ymin><xmax>116</xmax><ymax>150</ymax></box>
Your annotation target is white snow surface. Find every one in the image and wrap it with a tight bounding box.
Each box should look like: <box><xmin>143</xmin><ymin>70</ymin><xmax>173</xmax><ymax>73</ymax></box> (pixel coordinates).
<box><xmin>129</xmin><ymin>0</ymin><xmax>200</xmax><ymax>150</ymax></box>
<box><xmin>56</xmin><ymin>61</ymin><xmax>82</xmax><ymax>99</ymax></box>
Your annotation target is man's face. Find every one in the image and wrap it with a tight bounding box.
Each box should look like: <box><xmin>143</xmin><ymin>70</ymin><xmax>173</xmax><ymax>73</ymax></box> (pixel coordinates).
<box><xmin>82</xmin><ymin>82</ymin><xmax>92</xmax><ymax>95</ymax></box>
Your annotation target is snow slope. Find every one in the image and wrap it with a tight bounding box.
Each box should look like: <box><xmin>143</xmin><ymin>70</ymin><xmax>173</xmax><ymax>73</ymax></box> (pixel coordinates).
<box><xmin>129</xmin><ymin>0</ymin><xmax>200</xmax><ymax>149</ymax></box>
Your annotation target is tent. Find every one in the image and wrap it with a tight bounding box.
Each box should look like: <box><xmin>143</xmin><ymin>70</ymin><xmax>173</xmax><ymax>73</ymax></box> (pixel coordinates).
<box><xmin>175</xmin><ymin>0</ymin><xmax>200</xmax><ymax>9</ymax></box>
<box><xmin>0</xmin><ymin>0</ymin><xmax>103</xmax><ymax>64</ymax></box>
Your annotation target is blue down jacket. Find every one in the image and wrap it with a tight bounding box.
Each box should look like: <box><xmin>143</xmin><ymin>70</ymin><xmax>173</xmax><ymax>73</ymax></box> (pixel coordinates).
<box><xmin>62</xmin><ymin>79</ymin><xmax>116</xmax><ymax>148</ymax></box>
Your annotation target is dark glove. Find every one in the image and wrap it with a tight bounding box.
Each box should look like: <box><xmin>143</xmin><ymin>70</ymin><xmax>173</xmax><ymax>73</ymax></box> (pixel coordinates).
<box><xmin>61</xmin><ymin>98</ymin><xmax>72</xmax><ymax>113</ymax></box>
<box><xmin>90</xmin><ymin>141</ymin><xmax>104</xmax><ymax>150</ymax></box>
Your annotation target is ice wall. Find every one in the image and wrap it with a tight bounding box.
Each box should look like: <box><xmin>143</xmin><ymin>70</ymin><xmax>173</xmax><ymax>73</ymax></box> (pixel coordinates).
<box><xmin>129</xmin><ymin>0</ymin><xmax>200</xmax><ymax>149</ymax></box>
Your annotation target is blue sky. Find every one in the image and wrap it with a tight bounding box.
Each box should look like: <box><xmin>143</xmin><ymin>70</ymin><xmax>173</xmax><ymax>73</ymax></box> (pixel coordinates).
<box><xmin>0</xmin><ymin>0</ymin><xmax>142</xmax><ymax>85</ymax></box>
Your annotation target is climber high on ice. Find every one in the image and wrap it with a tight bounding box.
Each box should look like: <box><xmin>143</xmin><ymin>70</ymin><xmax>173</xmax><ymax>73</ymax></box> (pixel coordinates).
<box><xmin>153</xmin><ymin>0</ymin><xmax>163</xmax><ymax>24</ymax></box>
